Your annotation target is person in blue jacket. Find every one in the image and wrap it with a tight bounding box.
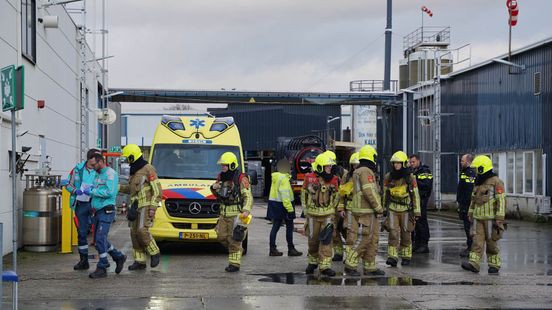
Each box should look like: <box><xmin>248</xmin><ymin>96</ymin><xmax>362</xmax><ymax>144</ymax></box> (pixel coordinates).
<box><xmin>64</xmin><ymin>148</ymin><xmax>101</xmax><ymax>270</ymax></box>
<box><xmin>87</xmin><ymin>153</ymin><xmax>127</xmax><ymax>279</ymax></box>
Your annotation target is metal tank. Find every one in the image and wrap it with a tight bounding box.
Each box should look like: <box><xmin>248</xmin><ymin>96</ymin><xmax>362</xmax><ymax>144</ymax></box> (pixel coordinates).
<box><xmin>23</xmin><ymin>175</ymin><xmax>62</xmax><ymax>252</ymax></box>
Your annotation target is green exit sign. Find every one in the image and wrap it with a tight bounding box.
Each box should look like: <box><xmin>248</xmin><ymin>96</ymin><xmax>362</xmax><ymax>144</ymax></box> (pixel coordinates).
<box><xmin>1</xmin><ymin>65</ymin><xmax>24</xmax><ymax>112</ymax></box>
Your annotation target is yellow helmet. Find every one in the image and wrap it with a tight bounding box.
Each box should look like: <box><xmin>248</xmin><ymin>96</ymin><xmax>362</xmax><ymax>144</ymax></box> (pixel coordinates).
<box><xmin>390</xmin><ymin>151</ymin><xmax>408</xmax><ymax>168</ymax></box>
<box><xmin>314</xmin><ymin>153</ymin><xmax>334</xmax><ymax>173</ymax></box>
<box><xmin>217</xmin><ymin>152</ymin><xmax>239</xmax><ymax>171</ymax></box>
<box><xmin>323</xmin><ymin>150</ymin><xmax>337</xmax><ymax>161</ymax></box>
<box><xmin>349</xmin><ymin>152</ymin><xmax>360</xmax><ymax>165</ymax></box>
<box><xmin>358</xmin><ymin>145</ymin><xmax>377</xmax><ymax>163</ymax></box>
<box><xmin>122</xmin><ymin>144</ymin><xmax>143</xmax><ymax>163</ymax></box>
<box><xmin>471</xmin><ymin>155</ymin><xmax>493</xmax><ymax>174</ymax></box>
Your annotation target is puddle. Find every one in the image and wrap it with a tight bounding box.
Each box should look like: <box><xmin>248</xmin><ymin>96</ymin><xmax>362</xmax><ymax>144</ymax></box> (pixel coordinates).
<box><xmin>255</xmin><ymin>273</ymin><xmax>492</xmax><ymax>286</ymax></box>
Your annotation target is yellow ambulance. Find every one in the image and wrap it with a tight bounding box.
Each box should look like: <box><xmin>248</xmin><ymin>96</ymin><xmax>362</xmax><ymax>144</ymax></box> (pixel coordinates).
<box><xmin>149</xmin><ymin>114</ymin><xmax>249</xmax><ymax>247</ymax></box>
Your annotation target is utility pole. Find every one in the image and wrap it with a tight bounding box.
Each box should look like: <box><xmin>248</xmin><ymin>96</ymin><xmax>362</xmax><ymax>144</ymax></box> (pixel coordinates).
<box><xmin>383</xmin><ymin>0</ymin><xmax>392</xmax><ymax>91</ymax></box>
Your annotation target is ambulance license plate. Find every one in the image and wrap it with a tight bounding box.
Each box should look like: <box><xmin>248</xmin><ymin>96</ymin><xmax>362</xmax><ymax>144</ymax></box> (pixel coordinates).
<box><xmin>180</xmin><ymin>232</ymin><xmax>209</xmax><ymax>240</ymax></box>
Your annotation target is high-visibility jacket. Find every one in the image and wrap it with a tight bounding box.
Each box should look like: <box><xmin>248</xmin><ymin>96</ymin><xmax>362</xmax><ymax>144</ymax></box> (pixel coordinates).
<box><xmin>469</xmin><ymin>175</ymin><xmax>506</xmax><ymax>221</ymax></box>
<box><xmin>119</xmin><ymin>164</ymin><xmax>163</xmax><ymax>209</ymax></box>
<box><xmin>269</xmin><ymin>172</ymin><xmax>294</xmax><ymax>212</ymax></box>
<box><xmin>301</xmin><ymin>172</ymin><xmax>339</xmax><ymax>217</ymax></box>
<box><xmin>383</xmin><ymin>173</ymin><xmax>421</xmax><ymax>215</ymax></box>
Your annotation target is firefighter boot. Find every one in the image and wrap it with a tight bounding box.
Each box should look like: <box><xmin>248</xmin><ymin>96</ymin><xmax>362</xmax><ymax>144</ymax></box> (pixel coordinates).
<box><xmin>386</xmin><ymin>257</ymin><xmax>398</xmax><ymax>267</ymax></box>
<box><xmin>344</xmin><ymin>267</ymin><xmax>361</xmax><ymax>277</ymax></box>
<box><xmin>320</xmin><ymin>268</ymin><xmax>336</xmax><ymax>277</ymax></box>
<box><xmin>461</xmin><ymin>261</ymin><xmax>479</xmax><ymax>273</ymax></box>
<box><xmin>150</xmin><ymin>253</ymin><xmax>161</xmax><ymax>268</ymax></box>
<box><xmin>89</xmin><ymin>267</ymin><xmax>107</xmax><ymax>279</ymax></box>
<box><xmin>128</xmin><ymin>262</ymin><xmax>147</xmax><ymax>271</ymax></box>
<box><xmin>488</xmin><ymin>267</ymin><xmax>500</xmax><ymax>275</ymax></box>
<box><xmin>225</xmin><ymin>265</ymin><xmax>240</xmax><ymax>272</ymax></box>
<box><xmin>305</xmin><ymin>264</ymin><xmax>318</xmax><ymax>275</ymax></box>
<box><xmin>73</xmin><ymin>254</ymin><xmax>89</xmax><ymax>270</ymax></box>
<box><xmin>287</xmin><ymin>246</ymin><xmax>303</xmax><ymax>257</ymax></box>
<box><xmin>364</xmin><ymin>269</ymin><xmax>385</xmax><ymax>276</ymax></box>
<box><xmin>269</xmin><ymin>246</ymin><xmax>283</xmax><ymax>257</ymax></box>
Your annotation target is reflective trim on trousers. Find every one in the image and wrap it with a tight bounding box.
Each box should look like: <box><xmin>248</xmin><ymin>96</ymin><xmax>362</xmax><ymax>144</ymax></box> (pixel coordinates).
<box><xmin>388</xmin><ymin>246</ymin><xmax>398</xmax><ymax>259</ymax></box>
<box><xmin>134</xmin><ymin>250</ymin><xmax>147</xmax><ymax>263</ymax></box>
<box><xmin>229</xmin><ymin>251</ymin><xmax>242</xmax><ymax>266</ymax></box>
<box><xmin>308</xmin><ymin>217</ymin><xmax>314</xmax><ymax>239</ymax></box>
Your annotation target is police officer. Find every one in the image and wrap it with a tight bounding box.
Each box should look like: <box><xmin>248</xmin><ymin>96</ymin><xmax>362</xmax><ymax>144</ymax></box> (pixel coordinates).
<box><xmin>119</xmin><ymin>144</ymin><xmax>163</xmax><ymax>270</ymax></box>
<box><xmin>88</xmin><ymin>154</ymin><xmax>126</xmax><ymax>278</ymax></box>
<box><xmin>268</xmin><ymin>159</ymin><xmax>302</xmax><ymax>257</ymax></box>
<box><xmin>457</xmin><ymin>154</ymin><xmax>476</xmax><ymax>257</ymax></box>
<box><xmin>461</xmin><ymin>155</ymin><xmax>506</xmax><ymax>275</ymax></box>
<box><xmin>383</xmin><ymin>151</ymin><xmax>421</xmax><ymax>267</ymax></box>
<box><xmin>210</xmin><ymin>152</ymin><xmax>253</xmax><ymax>272</ymax></box>
<box><xmin>342</xmin><ymin>146</ymin><xmax>385</xmax><ymax>276</ymax></box>
<box><xmin>302</xmin><ymin>153</ymin><xmax>340</xmax><ymax>276</ymax></box>
<box><xmin>409</xmin><ymin>154</ymin><xmax>433</xmax><ymax>254</ymax></box>
<box><xmin>65</xmin><ymin>148</ymin><xmax>101</xmax><ymax>270</ymax></box>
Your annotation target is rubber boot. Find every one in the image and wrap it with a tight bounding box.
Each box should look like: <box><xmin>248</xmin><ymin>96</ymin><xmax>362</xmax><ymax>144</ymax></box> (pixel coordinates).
<box><xmin>269</xmin><ymin>246</ymin><xmax>283</xmax><ymax>257</ymax></box>
<box><xmin>320</xmin><ymin>268</ymin><xmax>336</xmax><ymax>277</ymax></box>
<box><xmin>73</xmin><ymin>254</ymin><xmax>90</xmax><ymax>270</ymax></box>
<box><xmin>386</xmin><ymin>257</ymin><xmax>398</xmax><ymax>267</ymax></box>
<box><xmin>461</xmin><ymin>261</ymin><xmax>479</xmax><ymax>273</ymax></box>
<box><xmin>305</xmin><ymin>264</ymin><xmax>318</xmax><ymax>275</ymax></box>
<box><xmin>287</xmin><ymin>246</ymin><xmax>303</xmax><ymax>257</ymax></box>
<box><xmin>332</xmin><ymin>253</ymin><xmax>344</xmax><ymax>262</ymax></box>
<box><xmin>114</xmin><ymin>255</ymin><xmax>127</xmax><ymax>274</ymax></box>
<box><xmin>364</xmin><ymin>269</ymin><xmax>385</xmax><ymax>276</ymax></box>
<box><xmin>150</xmin><ymin>253</ymin><xmax>161</xmax><ymax>268</ymax></box>
<box><xmin>225</xmin><ymin>265</ymin><xmax>240</xmax><ymax>272</ymax></box>
<box><xmin>89</xmin><ymin>267</ymin><xmax>107</xmax><ymax>279</ymax></box>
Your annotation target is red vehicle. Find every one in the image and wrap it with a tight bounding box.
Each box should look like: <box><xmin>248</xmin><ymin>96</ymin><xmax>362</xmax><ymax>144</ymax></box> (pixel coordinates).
<box><xmin>276</xmin><ymin>136</ymin><xmax>326</xmax><ymax>196</ymax></box>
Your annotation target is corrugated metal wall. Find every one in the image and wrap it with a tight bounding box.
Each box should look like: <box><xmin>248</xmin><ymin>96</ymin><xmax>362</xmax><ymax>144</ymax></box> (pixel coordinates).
<box><xmin>209</xmin><ymin>104</ymin><xmax>341</xmax><ymax>152</ymax></box>
<box><xmin>440</xmin><ymin>41</ymin><xmax>552</xmax><ymax>194</ymax></box>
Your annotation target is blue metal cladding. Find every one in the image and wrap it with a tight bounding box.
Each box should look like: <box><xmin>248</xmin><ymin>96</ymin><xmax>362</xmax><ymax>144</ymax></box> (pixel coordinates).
<box><xmin>440</xmin><ymin>41</ymin><xmax>552</xmax><ymax>194</ymax></box>
<box><xmin>208</xmin><ymin>104</ymin><xmax>341</xmax><ymax>152</ymax></box>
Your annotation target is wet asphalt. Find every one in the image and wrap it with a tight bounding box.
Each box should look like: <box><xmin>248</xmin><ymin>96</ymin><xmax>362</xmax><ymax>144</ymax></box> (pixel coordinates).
<box><xmin>4</xmin><ymin>201</ymin><xmax>552</xmax><ymax>309</ymax></box>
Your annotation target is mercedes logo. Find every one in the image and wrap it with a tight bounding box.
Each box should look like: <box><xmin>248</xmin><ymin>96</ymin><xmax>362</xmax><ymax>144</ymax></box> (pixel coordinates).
<box><xmin>189</xmin><ymin>202</ymin><xmax>202</xmax><ymax>215</ymax></box>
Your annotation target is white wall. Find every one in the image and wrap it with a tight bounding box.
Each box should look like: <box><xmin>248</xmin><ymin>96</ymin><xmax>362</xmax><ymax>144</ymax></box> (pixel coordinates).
<box><xmin>0</xmin><ymin>0</ymin><xmax>101</xmax><ymax>255</ymax></box>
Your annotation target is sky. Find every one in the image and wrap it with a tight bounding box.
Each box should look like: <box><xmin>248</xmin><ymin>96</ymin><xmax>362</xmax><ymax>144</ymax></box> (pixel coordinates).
<box><xmin>84</xmin><ymin>0</ymin><xmax>552</xmax><ymax>93</ymax></box>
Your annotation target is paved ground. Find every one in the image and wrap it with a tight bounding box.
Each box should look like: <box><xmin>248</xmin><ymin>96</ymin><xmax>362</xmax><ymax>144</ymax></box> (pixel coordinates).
<box><xmin>3</xmin><ymin>201</ymin><xmax>552</xmax><ymax>309</ymax></box>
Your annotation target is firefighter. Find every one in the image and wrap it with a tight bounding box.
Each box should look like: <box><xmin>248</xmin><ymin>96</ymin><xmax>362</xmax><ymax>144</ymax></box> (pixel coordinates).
<box><xmin>65</xmin><ymin>148</ymin><xmax>101</xmax><ymax>271</ymax></box>
<box><xmin>210</xmin><ymin>152</ymin><xmax>253</xmax><ymax>272</ymax></box>
<box><xmin>88</xmin><ymin>153</ymin><xmax>126</xmax><ymax>278</ymax></box>
<box><xmin>302</xmin><ymin>153</ymin><xmax>340</xmax><ymax>276</ymax></box>
<box><xmin>324</xmin><ymin>150</ymin><xmax>346</xmax><ymax>179</ymax></box>
<box><xmin>119</xmin><ymin>144</ymin><xmax>163</xmax><ymax>270</ymax></box>
<box><xmin>409</xmin><ymin>154</ymin><xmax>433</xmax><ymax>254</ymax></box>
<box><xmin>268</xmin><ymin>159</ymin><xmax>303</xmax><ymax>257</ymax></box>
<box><xmin>342</xmin><ymin>146</ymin><xmax>385</xmax><ymax>276</ymax></box>
<box><xmin>461</xmin><ymin>155</ymin><xmax>506</xmax><ymax>275</ymax></box>
<box><xmin>383</xmin><ymin>151</ymin><xmax>421</xmax><ymax>267</ymax></box>
<box><xmin>332</xmin><ymin>152</ymin><xmax>358</xmax><ymax>262</ymax></box>
<box><xmin>457</xmin><ymin>154</ymin><xmax>476</xmax><ymax>258</ymax></box>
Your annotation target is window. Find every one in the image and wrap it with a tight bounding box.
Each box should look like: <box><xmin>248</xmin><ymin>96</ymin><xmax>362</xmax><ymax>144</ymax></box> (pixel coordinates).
<box><xmin>534</xmin><ymin>72</ymin><xmax>542</xmax><ymax>96</ymax></box>
<box><xmin>536</xmin><ymin>151</ymin><xmax>544</xmax><ymax>195</ymax></box>
<box><xmin>507</xmin><ymin>152</ymin><xmax>514</xmax><ymax>193</ymax></box>
<box><xmin>515</xmin><ymin>152</ymin><xmax>523</xmax><ymax>194</ymax></box>
<box><xmin>21</xmin><ymin>0</ymin><xmax>37</xmax><ymax>63</ymax></box>
<box><xmin>524</xmin><ymin>152</ymin><xmax>534</xmax><ymax>194</ymax></box>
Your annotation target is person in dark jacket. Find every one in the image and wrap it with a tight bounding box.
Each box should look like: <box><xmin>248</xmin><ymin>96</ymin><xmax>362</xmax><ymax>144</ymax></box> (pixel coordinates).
<box><xmin>457</xmin><ymin>154</ymin><xmax>476</xmax><ymax>257</ymax></box>
<box><xmin>409</xmin><ymin>154</ymin><xmax>433</xmax><ymax>254</ymax></box>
